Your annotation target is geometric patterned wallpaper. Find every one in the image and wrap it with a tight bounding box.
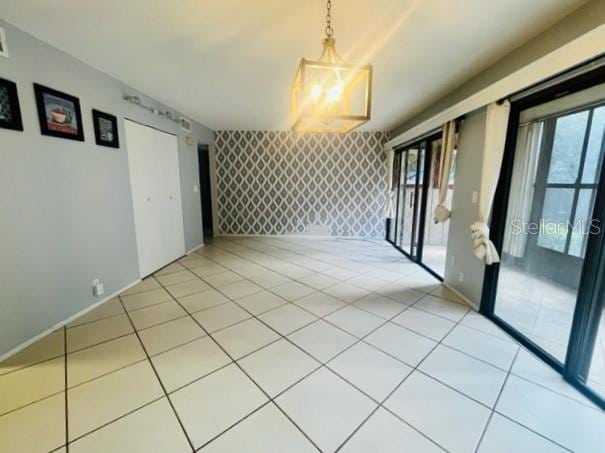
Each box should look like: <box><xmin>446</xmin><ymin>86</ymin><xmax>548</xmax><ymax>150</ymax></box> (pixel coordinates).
<box><xmin>214</xmin><ymin>131</ymin><xmax>389</xmax><ymax>238</ymax></box>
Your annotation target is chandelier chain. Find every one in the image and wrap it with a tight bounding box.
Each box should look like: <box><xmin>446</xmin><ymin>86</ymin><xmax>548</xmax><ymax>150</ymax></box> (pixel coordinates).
<box><xmin>325</xmin><ymin>0</ymin><xmax>334</xmax><ymax>37</ymax></box>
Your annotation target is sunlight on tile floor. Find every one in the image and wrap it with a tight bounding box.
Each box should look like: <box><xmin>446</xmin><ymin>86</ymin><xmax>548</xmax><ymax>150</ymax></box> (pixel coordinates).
<box><xmin>1</xmin><ymin>237</ymin><xmax>603</xmax><ymax>452</ymax></box>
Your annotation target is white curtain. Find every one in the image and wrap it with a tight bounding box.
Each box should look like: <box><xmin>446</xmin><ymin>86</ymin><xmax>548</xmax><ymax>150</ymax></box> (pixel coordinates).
<box><xmin>503</xmin><ymin>122</ymin><xmax>542</xmax><ymax>258</ymax></box>
<box><xmin>433</xmin><ymin>120</ymin><xmax>457</xmax><ymax>223</ymax></box>
<box><xmin>470</xmin><ymin>100</ymin><xmax>511</xmax><ymax>265</ymax></box>
<box><xmin>383</xmin><ymin>147</ymin><xmax>396</xmax><ymax>218</ymax></box>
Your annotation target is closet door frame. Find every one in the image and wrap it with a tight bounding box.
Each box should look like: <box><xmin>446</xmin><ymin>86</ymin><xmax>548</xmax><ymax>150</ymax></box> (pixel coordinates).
<box><xmin>125</xmin><ymin>118</ymin><xmax>185</xmax><ymax>278</ymax></box>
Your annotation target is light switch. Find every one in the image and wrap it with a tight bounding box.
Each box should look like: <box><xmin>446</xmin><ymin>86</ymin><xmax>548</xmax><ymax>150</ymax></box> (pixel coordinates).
<box><xmin>92</xmin><ymin>279</ymin><xmax>105</xmax><ymax>297</ymax></box>
<box><xmin>193</xmin><ymin>184</ymin><xmax>199</xmax><ymax>193</ymax></box>
<box><xmin>471</xmin><ymin>191</ymin><xmax>478</xmax><ymax>204</ymax></box>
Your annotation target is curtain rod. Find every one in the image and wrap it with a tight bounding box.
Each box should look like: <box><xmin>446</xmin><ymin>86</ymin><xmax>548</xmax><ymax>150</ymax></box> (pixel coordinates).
<box><xmin>508</xmin><ymin>54</ymin><xmax>605</xmax><ymax>103</ymax></box>
<box><xmin>123</xmin><ymin>95</ymin><xmax>180</xmax><ymax>123</ymax></box>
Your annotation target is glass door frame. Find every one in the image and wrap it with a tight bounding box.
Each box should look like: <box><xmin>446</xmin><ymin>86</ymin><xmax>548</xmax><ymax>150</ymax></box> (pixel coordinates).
<box><xmin>387</xmin><ymin>134</ymin><xmax>444</xmax><ymax>281</ymax></box>
<box><xmin>480</xmin><ymin>64</ymin><xmax>605</xmax><ymax>410</ymax></box>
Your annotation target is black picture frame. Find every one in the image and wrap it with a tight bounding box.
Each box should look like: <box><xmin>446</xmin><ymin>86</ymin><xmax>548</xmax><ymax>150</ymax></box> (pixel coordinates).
<box><xmin>92</xmin><ymin>109</ymin><xmax>119</xmax><ymax>148</ymax></box>
<box><xmin>0</xmin><ymin>77</ymin><xmax>23</xmax><ymax>131</ymax></box>
<box><xmin>34</xmin><ymin>83</ymin><xmax>84</xmax><ymax>141</ymax></box>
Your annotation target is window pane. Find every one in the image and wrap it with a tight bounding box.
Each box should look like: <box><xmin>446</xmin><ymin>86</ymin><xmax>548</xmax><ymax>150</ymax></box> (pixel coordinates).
<box><xmin>537</xmin><ymin>188</ymin><xmax>574</xmax><ymax>252</ymax></box>
<box><xmin>569</xmin><ymin>189</ymin><xmax>596</xmax><ymax>258</ymax></box>
<box><xmin>582</xmin><ymin>106</ymin><xmax>605</xmax><ymax>184</ymax></box>
<box><xmin>496</xmin><ymin>81</ymin><xmax>605</xmax><ymax>375</ymax></box>
<box><xmin>388</xmin><ymin>154</ymin><xmax>401</xmax><ymax>243</ymax></box>
<box><xmin>422</xmin><ymin>139</ymin><xmax>456</xmax><ymax>277</ymax></box>
<box><xmin>547</xmin><ymin>111</ymin><xmax>588</xmax><ymax>183</ymax></box>
<box><xmin>413</xmin><ymin>147</ymin><xmax>425</xmax><ymax>257</ymax></box>
<box><xmin>401</xmin><ymin>149</ymin><xmax>418</xmax><ymax>250</ymax></box>
<box><xmin>395</xmin><ymin>154</ymin><xmax>406</xmax><ymax>247</ymax></box>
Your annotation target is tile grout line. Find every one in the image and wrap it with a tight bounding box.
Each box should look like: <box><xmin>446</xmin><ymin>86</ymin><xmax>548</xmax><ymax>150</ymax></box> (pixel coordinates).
<box><xmin>190</xmin><ymin>251</ymin><xmax>409</xmax><ymax>360</ymax></box>
<box><xmin>3</xmin><ymin>275</ymin><xmax>590</xmax><ymax>451</ymax></box>
<box><xmin>65</xmin><ymin>396</ymin><xmax>166</xmax><ymax>445</ymax></box>
<box><xmin>198</xmin><ymin>240</ymin><xmax>605</xmax><ymax>424</ymax></box>
<box><xmin>173</xmin><ymin>257</ymin><xmax>449</xmax><ymax>452</ymax></box>
<box><xmin>0</xmin><ymin>351</ymin><xmax>65</xmax><ymax>378</ymax></box>
<box><xmin>223</xmin><ymin>240</ymin><xmax>479</xmax><ymax>450</ymax></box>
<box><xmin>238</xmin><ymin>240</ymin><xmax>584</xmax><ymax>451</ymax></box>
<box><xmin>472</xmin><ymin>346</ymin><xmax>521</xmax><ymax>453</ymax></box>
<box><xmin>205</xmin><ymin>240</ymin><xmax>380</xmax><ymax>287</ymax></box>
<box><xmin>6</xmin><ymin>238</ymin><xmax>593</xmax><ymax>452</ymax></box>
<box><xmin>473</xmin><ymin>345</ymin><xmax>574</xmax><ymax>453</ymax></box>
<box><xmin>0</xmin><ymin>244</ymin><xmax>585</xmax><ymax>450</ymax></box>
<box><xmin>149</xmin><ymin>275</ymin><xmax>324</xmax><ymax>453</ymax></box>
<box><xmin>193</xmin><ymin>246</ymin><xmax>513</xmax><ymax>390</ymax></box>
<box><xmin>198</xmin><ymin>247</ymin><xmax>476</xmax><ymax>377</ymax></box>
<box><xmin>204</xmin><ymin>242</ymin><xmax>431</xmax><ymax>330</ymax></box>
<box><xmin>232</xmin><ymin>236</ymin><xmax>407</xmax><ymax>277</ymax></box>
<box><xmin>333</xmin><ymin>294</ymin><xmax>476</xmax><ymax>453</ymax></box>
<box><xmin>193</xmin><ymin>401</ymin><xmax>276</xmax><ymax>451</ymax></box>
<box><xmin>206</xmin><ymin>240</ymin><xmax>604</xmax><ymax>411</ymax></box>
<box><xmin>63</xmin><ymin>326</ymin><xmax>69</xmax><ymax>453</ymax></box>
<box><xmin>115</xmin><ymin>296</ymin><xmax>196</xmax><ymax>453</ymax></box>
<box><xmin>200</xmin><ymin>240</ymin><xmax>440</xmax><ymax>299</ymax></box>
<box><xmin>206</xmin><ymin>239</ymin><xmax>474</xmax><ymax>327</ymax></box>
<box><xmin>5</xmin><ymin>335</ymin><xmax>274</xmax><ymax>429</ymax></box>
<box><xmin>0</xmin><ymin>273</ymin><xmax>477</xmax><ymax>383</ymax></box>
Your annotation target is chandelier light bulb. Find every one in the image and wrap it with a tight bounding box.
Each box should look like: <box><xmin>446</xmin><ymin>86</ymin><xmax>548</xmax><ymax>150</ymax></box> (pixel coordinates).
<box><xmin>290</xmin><ymin>0</ymin><xmax>372</xmax><ymax>133</ymax></box>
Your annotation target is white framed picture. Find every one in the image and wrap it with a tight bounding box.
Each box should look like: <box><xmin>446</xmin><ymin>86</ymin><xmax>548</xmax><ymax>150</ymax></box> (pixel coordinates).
<box><xmin>0</xmin><ymin>27</ymin><xmax>8</xmax><ymax>58</ymax></box>
<box><xmin>180</xmin><ymin>116</ymin><xmax>192</xmax><ymax>133</ymax></box>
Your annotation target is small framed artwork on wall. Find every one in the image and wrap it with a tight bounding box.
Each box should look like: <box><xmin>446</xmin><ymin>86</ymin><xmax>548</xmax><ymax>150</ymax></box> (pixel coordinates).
<box><xmin>34</xmin><ymin>83</ymin><xmax>84</xmax><ymax>141</ymax></box>
<box><xmin>0</xmin><ymin>77</ymin><xmax>23</xmax><ymax>131</ymax></box>
<box><xmin>92</xmin><ymin>109</ymin><xmax>119</xmax><ymax>148</ymax></box>
<box><xmin>0</xmin><ymin>26</ymin><xmax>9</xmax><ymax>58</ymax></box>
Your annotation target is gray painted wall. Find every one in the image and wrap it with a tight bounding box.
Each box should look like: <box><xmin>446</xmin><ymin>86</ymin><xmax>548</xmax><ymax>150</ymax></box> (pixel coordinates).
<box><xmin>0</xmin><ymin>20</ymin><xmax>214</xmax><ymax>356</ymax></box>
<box><xmin>443</xmin><ymin>109</ymin><xmax>487</xmax><ymax>308</ymax></box>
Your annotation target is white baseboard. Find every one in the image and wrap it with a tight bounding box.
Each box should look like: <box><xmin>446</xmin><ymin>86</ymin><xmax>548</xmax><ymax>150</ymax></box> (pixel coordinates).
<box><xmin>186</xmin><ymin>242</ymin><xmax>205</xmax><ymax>254</ymax></box>
<box><xmin>216</xmin><ymin>233</ymin><xmax>381</xmax><ymax>240</ymax></box>
<box><xmin>0</xmin><ymin>279</ymin><xmax>141</xmax><ymax>362</ymax></box>
<box><xmin>443</xmin><ymin>283</ymin><xmax>479</xmax><ymax>311</ymax></box>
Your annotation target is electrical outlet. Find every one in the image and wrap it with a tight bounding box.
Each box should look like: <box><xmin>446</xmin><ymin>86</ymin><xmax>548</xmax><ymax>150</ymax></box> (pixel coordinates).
<box><xmin>458</xmin><ymin>272</ymin><xmax>464</xmax><ymax>282</ymax></box>
<box><xmin>92</xmin><ymin>279</ymin><xmax>104</xmax><ymax>297</ymax></box>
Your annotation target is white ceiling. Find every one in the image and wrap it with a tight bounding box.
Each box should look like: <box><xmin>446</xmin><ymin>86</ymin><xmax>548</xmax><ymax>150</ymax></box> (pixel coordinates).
<box><xmin>0</xmin><ymin>0</ymin><xmax>587</xmax><ymax>131</ymax></box>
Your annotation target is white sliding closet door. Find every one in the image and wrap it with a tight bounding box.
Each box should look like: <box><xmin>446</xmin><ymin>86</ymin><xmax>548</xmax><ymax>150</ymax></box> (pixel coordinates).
<box><xmin>125</xmin><ymin>120</ymin><xmax>185</xmax><ymax>277</ymax></box>
<box><xmin>154</xmin><ymin>129</ymin><xmax>186</xmax><ymax>263</ymax></box>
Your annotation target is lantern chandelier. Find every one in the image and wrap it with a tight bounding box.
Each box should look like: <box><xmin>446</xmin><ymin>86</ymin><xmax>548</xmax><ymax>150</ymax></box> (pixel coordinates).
<box><xmin>291</xmin><ymin>0</ymin><xmax>373</xmax><ymax>133</ymax></box>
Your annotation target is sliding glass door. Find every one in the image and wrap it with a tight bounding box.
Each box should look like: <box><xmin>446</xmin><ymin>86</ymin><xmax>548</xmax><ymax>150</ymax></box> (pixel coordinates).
<box><xmin>387</xmin><ymin>135</ymin><xmax>455</xmax><ymax>278</ymax></box>
<box><xmin>421</xmin><ymin>136</ymin><xmax>456</xmax><ymax>277</ymax></box>
<box><xmin>482</xmin><ymin>66</ymin><xmax>605</xmax><ymax>409</ymax></box>
<box><xmin>392</xmin><ymin>145</ymin><xmax>423</xmax><ymax>258</ymax></box>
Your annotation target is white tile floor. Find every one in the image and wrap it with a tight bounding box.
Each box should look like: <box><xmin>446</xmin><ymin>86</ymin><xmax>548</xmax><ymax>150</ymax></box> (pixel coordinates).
<box><xmin>1</xmin><ymin>237</ymin><xmax>604</xmax><ymax>452</ymax></box>
<box><xmin>496</xmin><ymin>266</ymin><xmax>605</xmax><ymax>395</ymax></box>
